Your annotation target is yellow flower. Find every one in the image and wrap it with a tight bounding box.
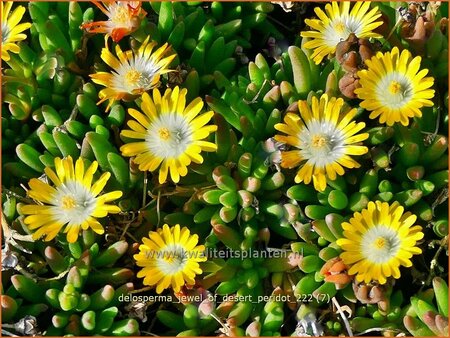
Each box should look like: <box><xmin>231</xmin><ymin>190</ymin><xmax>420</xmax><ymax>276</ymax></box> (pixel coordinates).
<box><xmin>301</xmin><ymin>2</ymin><xmax>382</xmax><ymax>64</ymax></box>
<box><xmin>337</xmin><ymin>201</ymin><xmax>424</xmax><ymax>285</ymax></box>
<box><xmin>274</xmin><ymin>94</ymin><xmax>368</xmax><ymax>191</ymax></box>
<box><xmin>19</xmin><ymin>156</ymin><xmax>122</xmax><ymax>243</ymax></box>
<box><xmin>90</xmin><ymin>36</ymin><xmax>175</xmax><ymax>111</ymax></box>
<box><xmin>120</xmin><ymin>86</ymin><xmax>217</xmax><ymax>184</ymax></box>
<box><xmin>81</xmin><ymin>1</ymin><xmax>147</xmax><ymax>42</ymax></box>
<box><xmin>134</xmin><ymin>224</ymin><xmax>207</xmax><ymax>294</ymax></box>
<box><xmin>1</xmin><ymin>1</ymin><xmax>32</xmax><ymax>61</ymax></box>
<box><xmin>355</xmin><ymin>47</ymin><xmax>435</xmax><ymax>126</ymax></box>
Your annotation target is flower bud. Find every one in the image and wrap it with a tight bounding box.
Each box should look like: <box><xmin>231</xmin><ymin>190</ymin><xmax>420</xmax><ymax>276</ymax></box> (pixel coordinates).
<box><xmin>320</xmin><ymin>257</ymin><xmax>352</xmax><ymax>288</ymax></box>
<box><xmin>198</xmin><ymin>298</ymin><xmax>215</xmax><ymax>318</ymax></box>
<box><xmin>339</xmin><ymin>73</ymin><xmax>360</xmax><ymax>99</ymax></box>
<box><xmin>45</xmin><ymin>246</ymin><xmax>68</xmax><ymax>274</ymax></box>
<box><xmin>1</xmin><ymin>295</ymin><xmax>18</xmax><ymax>322</ymax></box>
<box><xmin>246</xmin><ymin>320</ymin><xmax>261</xmax><ymax>337</ymax></box>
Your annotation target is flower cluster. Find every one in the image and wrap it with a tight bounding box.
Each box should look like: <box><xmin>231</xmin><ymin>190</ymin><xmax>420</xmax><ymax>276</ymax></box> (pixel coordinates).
<box><xmin>279</xmin><ymin>1</ymin><xmax>433</xmax><ymax>289</ymax></box>
<box><xmin>12</xmin><ymin>0</ymin><xmax>219</xmax><ymax>298</ymax></box>
<box><xmin>2</xmin><ymin>1</ymin><xmax>446</xmax><ymax>336</ymax></box>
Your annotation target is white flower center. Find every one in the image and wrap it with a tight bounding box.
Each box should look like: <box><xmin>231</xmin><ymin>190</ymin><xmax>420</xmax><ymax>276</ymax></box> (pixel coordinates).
<box><xmin>156</xmin><ymin>244</ymin><xmax>188</xmax><ymax>275</ymax></box>
<box><xmin>111</xmin><ymin>57</ymin><xmax>158</xmax><ymax>93</ymax></box>
<box><xmin>376</xmin><ymin>72</ymin><xmax>413</xmax><ymax>109</ymax></box>
<box><xmin>298</xmin><ymin>120</ymin><xmax>346</xmax><ymax>168</ymax></box>
<box><xmin>360</xmin><ymin>225</ymin><xmax>401</xmax><ymax>263</ymax></box>
<box><xmin>52</xmin><ymin>180</ymin><xmax>96</xmax><ymax>225</ymax></box>
<box><xmin>323</xmin><ymin>17</ymin><xmax>363</xmax><ymax>46</ymax></box>
<box><xmin>1</xmin><ymin>22</ymin><xmax>9</xmax><ymax>43</ymax></box>
<box><xmin>146</xmin><ymin>113</ymin><xmax>193</xmax><ymax>159</ymax></box>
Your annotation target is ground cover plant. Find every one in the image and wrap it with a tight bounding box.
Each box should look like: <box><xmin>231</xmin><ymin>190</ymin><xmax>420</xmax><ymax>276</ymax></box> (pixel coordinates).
<box><xmin>1</xmin><ymin>1</ymin><xmax>449</xmax><ymax>336</ymax></box>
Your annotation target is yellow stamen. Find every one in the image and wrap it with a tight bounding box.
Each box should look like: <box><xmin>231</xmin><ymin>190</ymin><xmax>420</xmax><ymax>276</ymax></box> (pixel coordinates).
<box><xmin>389</xmin><ymin>81</ymin><xmax>402</xmax><ymax>94</ymax></box>
<box><xmin>165</xmin><ymin>255</ymin><xmax>182</xmax><ymax>264</ymax></box>
<box><xmin>112</xmin><ymin>6</ymin><xmax>130</xmax><ymax>24</ymax></box>
<box><xmin>334</xmin><ymin>21</ymin><xmax>346</xmax><ymax>33</ymax></box>
<box><xmin>125</xmin><ymin>69</ymin><xmax>141</xmax><ymax>86</ymax></box>
<box><xmin>158</xmin><ymin>127</ymin><xmax>171</xmax><ymax>140</ymax></box>
<box><xmin>374</xmin><ymin>237</ymin><xmax>386</xmax><ymax>249</ymax></box>
<box><xmin>311</xmin><ymin>135</ymin><xmax>328</xmax><ymax>148</ymax></box>
<box><xmin>62</xmin><ymin>196</ymin><xmax>76</xmax><ymax>210</ymax></box>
